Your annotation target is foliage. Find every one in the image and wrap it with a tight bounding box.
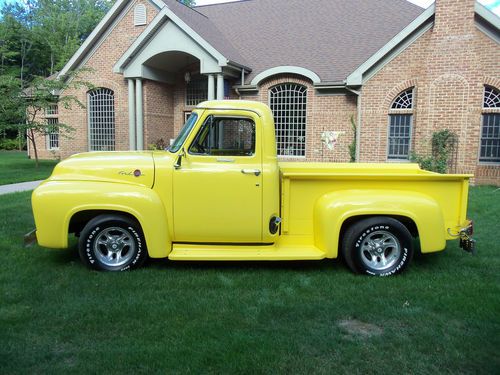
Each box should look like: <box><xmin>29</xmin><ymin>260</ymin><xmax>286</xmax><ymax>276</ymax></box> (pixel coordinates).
<box><xmin>0</xmin><ymin>151</ymin><xmax>58</xmax><ymax>184</ymax></box>
<box><xmin>0</xmin><ymin>0</ymin><xmax>112</xmax><ymax>154</ymax></box>
<box><xmin>410</xmin><ymin>129</ymin><xmax>458</xmax><ymax>173</ymax></box>
<box><xmin>0</xmin><ymin>70</ymin><xmax>92</xmax><ymax>167</ymax></box>
<box><xmin>0</xmin><ymin>138</ymin><xmax>25</xmax><ymax>151</ymax></box>
<box><xmin>177</xmin><ymin>0</ymin><xmax>196</xmax><ymax>6</ymax></box>
<box><xmin>0</xmin><ymin>187</ymin><xmax>498</xmax><ymax>373</ymax></box>
<box><xmin>148</xmin><ymin>138</ymin><xmax>168</xmax><ymax>151</ymax></box>
<box><xmin>0</xmin><ymin>0</ymin><xmax>113</xmax><ymax>79</ymax></box>
<box><xmin>348</xmin><ymin>115</ymin><xmax>356</xmax><ymax>162</ymax></box>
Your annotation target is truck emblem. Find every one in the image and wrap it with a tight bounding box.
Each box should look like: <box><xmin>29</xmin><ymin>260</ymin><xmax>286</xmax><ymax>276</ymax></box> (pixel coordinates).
<box><xmin>118</xmin><ymin>170</ymin><xmax>144</xmax><ymax>177</ymax></box>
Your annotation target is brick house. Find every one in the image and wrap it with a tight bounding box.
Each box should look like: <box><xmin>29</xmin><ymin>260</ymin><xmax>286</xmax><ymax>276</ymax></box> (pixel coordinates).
<box><xmin>30</xmin><ymin>0</ymin><xmax>500</xmax><ymax>184</ymax></box>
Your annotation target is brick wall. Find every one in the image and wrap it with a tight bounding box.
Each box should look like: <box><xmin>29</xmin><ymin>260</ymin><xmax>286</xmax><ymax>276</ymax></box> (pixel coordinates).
<box><xmin>143</xmin><ymin>80</ymin><xmax>174</xmax><ymax>149</ymax></box>
<box><xmin>47</xmin><ymin>0</ymin><xmax>159</xmax><ymax>159</ymax></box>
<box><xmin>31</xmin><ymin>0</ymin><xmax>499</xmax><ymax>185</ymax></box>
<box><xmin>361</xmin><ymin>0</ymin><xmax>500</xmax><ymax>184</ymax></box>
<box><xmin>242</xmin><ymin>74</ymin><xmax>357</xmax><ymax>163</ymax></box>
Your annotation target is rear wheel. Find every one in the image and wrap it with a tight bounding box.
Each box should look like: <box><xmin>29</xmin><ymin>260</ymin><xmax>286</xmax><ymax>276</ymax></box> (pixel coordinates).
<box><xmin>78</xmin><ymin>214</ymin><xmax>147</xmax><ymax>271</ymax></box>
<box><xmin>342</xmin><ymin>217</ymin><xmax>413</xmax><ymax>276</ymax></box>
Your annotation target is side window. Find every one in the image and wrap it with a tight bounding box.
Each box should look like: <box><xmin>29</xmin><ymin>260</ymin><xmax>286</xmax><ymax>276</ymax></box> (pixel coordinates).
<box><xmin>189</xmin><ymin>117</ymin><xmax>255</xmax><ymax>156</ymax></box>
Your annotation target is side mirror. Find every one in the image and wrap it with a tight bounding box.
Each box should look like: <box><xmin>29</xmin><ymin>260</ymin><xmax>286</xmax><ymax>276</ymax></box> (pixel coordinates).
<box><xmin>174</xmin><ymin>148</ymin><xmax>185</xmax><ymax>170</ymax></box>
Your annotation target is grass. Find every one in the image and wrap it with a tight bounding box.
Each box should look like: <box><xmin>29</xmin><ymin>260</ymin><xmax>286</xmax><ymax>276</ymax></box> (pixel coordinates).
<box><xmin>0</xmin><ymin>186</ymin><xmax>499</xmax><ymax>374</ymax></box>
<box><xmin>0</xmin><ymin>151</ymin><xmax>59</xmax><ymax>185</ymax></box>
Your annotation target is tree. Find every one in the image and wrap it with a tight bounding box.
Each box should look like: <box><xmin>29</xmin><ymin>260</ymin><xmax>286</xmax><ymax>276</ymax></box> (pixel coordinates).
<box><xmin>0</xmin><ymin>71</ymin><xmax>92</xmax><ymax>166</ymax></box>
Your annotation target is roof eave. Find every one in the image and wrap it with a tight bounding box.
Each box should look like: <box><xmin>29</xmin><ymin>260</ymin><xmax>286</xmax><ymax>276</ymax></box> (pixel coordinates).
<box><xmin>58</xmin><ymin>0</ymin><xmax>165</xmax><ymax>78</ymax></box>
<box><xmin>346</xmin><ymin>4</ymin><xmax>435</xmax><ymax>86</ymax></box>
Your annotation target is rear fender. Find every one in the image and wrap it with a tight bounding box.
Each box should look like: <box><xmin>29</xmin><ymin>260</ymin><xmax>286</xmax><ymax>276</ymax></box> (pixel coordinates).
<box><xmin>32</xmin><ymin>181</ymin><xmax>171</xmax><ymax>258</ymax></box>
<box><xmin>313</xmin><ymin>190</ymin><xmax>446</xmax><ymax>258</ymax></box>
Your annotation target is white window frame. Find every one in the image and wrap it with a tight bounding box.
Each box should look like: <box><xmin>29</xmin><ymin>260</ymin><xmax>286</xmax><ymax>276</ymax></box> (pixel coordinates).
<box><xmin>269</xmin><ymin>83</ymin><xmax>307</xmax><ymax>158</ymax></box>
<box><xmin>88</xmin><ymin>88</ymin><xmax>115</xmax><ymax>151</ymax></box>
<box><xmin>387</xmin><ymin>88</ymin><xmax>414</xmax><ymax>161</ymax></box>
<box><xmin>479</xmin><ymin>86</ymin><xmax>500</xmax><ymax>164</ymax></box>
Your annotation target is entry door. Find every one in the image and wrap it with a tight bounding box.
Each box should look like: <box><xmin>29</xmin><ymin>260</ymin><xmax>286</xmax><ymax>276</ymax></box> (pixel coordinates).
<box><xmin>173</xmin><ymin>115</ymin><xmax>262</xmax><ymax>243</ymax></box>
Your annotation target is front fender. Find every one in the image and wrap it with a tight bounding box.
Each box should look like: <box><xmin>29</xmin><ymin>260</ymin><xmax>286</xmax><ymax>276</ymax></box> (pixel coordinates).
<box><xmin>313</xmin><ymin>190</ymin><xmax>446</xmax><ymax>258</ymax></box>
<box><xmin>32</xmin><ymin>181</ymin><xmax>171</xmax><ymax>258</ymax></box>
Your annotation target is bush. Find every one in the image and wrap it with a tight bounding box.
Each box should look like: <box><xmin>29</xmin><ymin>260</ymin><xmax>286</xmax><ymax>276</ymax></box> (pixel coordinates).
<box><xmin>410</xmin><ymin>130</ymin><xmax>457</xmax><ymax>174</ymax></box>
<box><xmin>148</xmin><ymin>138</ymin><xmax>168</xmax><ymax>151</ymax></box>
<box><xmin>0</xmin><ymin>138</ymin><xmax>25</xmax><ymax>151</ymax></box>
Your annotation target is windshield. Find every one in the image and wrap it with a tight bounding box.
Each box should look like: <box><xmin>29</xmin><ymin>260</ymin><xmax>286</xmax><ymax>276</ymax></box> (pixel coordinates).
<box><xmin>169</xmin><ymin>112</ymin><xmax>199</xmax><ymax>153</ymax></box>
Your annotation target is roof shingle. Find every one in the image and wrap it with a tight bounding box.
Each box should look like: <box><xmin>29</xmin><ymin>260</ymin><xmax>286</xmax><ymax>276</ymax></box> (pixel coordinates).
<box><xmin>163</xmin><ymin>0</ymin><xmax>425</xmax><ymax>83</ymax></box>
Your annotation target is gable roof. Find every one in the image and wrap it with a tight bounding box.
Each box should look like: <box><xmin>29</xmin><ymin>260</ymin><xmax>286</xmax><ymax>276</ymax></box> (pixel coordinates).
<box><xmin>60</xmin><ymin>0</ymin><xmax>499</xmax><ymax>87</ymax></box>
<box><xmin>194</xmin><ymin>0</ymin><xmax>425</xmax><ymax>84</ymax></box>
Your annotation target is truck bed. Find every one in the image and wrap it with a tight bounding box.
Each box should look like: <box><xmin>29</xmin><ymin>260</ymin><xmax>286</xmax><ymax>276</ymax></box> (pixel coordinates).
<box><xmin>279</xmin><ymin>162</ymin><xmax>472</xmax><ymax>254</ymax></box>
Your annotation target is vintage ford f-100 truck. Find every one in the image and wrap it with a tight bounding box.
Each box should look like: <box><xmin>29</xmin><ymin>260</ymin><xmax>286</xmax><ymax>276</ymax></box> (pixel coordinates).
<box><xmin>30</xmin><ymin>100</ymin><xmax>475</xmax><ymax>276</ymax></box>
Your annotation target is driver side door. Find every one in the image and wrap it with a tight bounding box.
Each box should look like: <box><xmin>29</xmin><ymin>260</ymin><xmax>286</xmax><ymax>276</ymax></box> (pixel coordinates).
<box><xmin>172</xmin><ymin>111</ymin><xmax>263</xmax><ymax>243</ymax></box>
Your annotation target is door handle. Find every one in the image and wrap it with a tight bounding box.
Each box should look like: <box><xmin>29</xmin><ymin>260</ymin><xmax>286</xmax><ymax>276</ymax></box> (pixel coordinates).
<box><xmin>241</xmin><ymin>169</ymin><xmax>261</xmax><ymax>176</ymax></box>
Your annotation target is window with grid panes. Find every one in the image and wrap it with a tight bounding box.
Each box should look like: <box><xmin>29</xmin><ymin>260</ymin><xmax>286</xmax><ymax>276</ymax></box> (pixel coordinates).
<box><xmin>186</xmin><ymin>75</ymin><xmax>208</xmax><ymax>106</ymax></box>
<box><xmin>388</xmin><ymin>88</ymin><xmax>413</xmax><ymax>160</ymax></box>
<box><xmin>46</xmin><ymin>117</ymin><xmax>59</xmax><ymax>149</ymax></box>
<box><xmin>480</xmin><ymin>86</ymin><xmax>500</xmax><ymax>163</ymax></box>
<box><xmin>88</xmin><ymin>88</ymin><xmax>115</xmax><ymax>151</ymax></box>
<box><xmin>269</xmin><ymin>83</ymin><xmax>307</xmax><ymax>157</ymax></box>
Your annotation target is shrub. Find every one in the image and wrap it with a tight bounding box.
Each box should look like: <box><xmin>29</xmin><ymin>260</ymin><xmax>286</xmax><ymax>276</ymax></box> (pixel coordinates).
<box><xmin>148</xmin><ymin>138</ymin><xmax>168</xmax><ymax>151</ymax></box>
<box><xmin>410</xmin><ymin>130</ymin><xmax>457</xmax><ymax>174</ymax></box>
<box><xmin>0</xmin><ymin>138</ymin><xmax>26</xmax><ymax>151</ymax></box>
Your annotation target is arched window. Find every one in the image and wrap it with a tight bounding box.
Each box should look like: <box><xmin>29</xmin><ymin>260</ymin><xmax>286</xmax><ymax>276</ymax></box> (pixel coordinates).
<box><xmin>88</xmin><ymin>88</ymin><xmax>115</xmax><ymax>151</ymax></box>
<box><xmin>134</xmin><ymin>4</ymin><xmax>147</xmax><ymax>26</ymax></box>
<box><xmin>388</xmin><ymin>88</ymin><xmax>414</xmax><ymax>160</ymax></box>
<box><xmin>269</xmin><ymin>83</ymin><xmax>307</xmax><ymax>157</ymax></box>
<box><xmin>480</xmin><ymin>86</ymin><xmax>500</xmax><ymax>163</ymax></box>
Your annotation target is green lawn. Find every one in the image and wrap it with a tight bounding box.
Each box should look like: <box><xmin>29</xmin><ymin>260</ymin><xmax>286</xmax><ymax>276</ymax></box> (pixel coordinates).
<box><xmin>0</xmin><ymin>187</ymin><xmax>499</xmax><ymax>374</ymax></box>
<box><xmin>0</xmin><ymin>151</ymin><xmax>59</xmax><ymax>185</ymax></box>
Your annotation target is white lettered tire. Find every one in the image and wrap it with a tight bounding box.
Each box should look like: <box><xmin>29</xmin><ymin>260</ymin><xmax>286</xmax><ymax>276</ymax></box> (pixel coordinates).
<box><xmin>342</xmin><ymin>217</ymin><xmax>414</xmax><ymax>276</ymax></box>
<box><xmin>78</xmin><ymin>214</ymin><xmax>147</xmax><ymax>271</ymax></box>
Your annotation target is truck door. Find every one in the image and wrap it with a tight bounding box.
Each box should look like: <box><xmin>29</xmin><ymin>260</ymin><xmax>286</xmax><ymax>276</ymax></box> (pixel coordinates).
<box><xmin>172</xmin><ymin>112</ymin><xmax>263</xmax><ymax>243</ymax></box>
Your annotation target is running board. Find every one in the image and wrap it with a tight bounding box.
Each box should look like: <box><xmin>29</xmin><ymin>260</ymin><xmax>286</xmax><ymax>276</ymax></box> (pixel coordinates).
<box><xmin>168</xmin><ymin>244</ymin><xmax>326</xmax><ymax>261</ymax></box>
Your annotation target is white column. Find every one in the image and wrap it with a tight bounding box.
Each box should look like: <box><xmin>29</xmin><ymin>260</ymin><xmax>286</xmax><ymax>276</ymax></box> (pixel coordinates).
<box><xmin>216</xmin><ymin>74</ymin><xmax>224</xmax><ymax>100</ymax></box>
<box><xmin>135</xmin><ymin>79</ymin><xmax>144</xmax><ymax>150</ymax></box>
<box><xmin>128</xmin><ymin>79</ymin><xmax>136</xmax><ymax>151</ymax></box>
<box><xmin>207</xmin><ymin>74</ymin><xmax>215</xmax><ymax>101</ymax></box>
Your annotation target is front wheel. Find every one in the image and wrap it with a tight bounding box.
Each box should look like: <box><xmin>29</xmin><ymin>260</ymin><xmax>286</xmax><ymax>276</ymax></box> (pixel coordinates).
<box><xmin>78</xmin><ymin>214</ymin><xmax>147</xmax><ymax>271</ymax></box>
<box><xmin>342</xmin><ymin>217</ymin><xmax>414</xmax><ymax>276</ymax></box>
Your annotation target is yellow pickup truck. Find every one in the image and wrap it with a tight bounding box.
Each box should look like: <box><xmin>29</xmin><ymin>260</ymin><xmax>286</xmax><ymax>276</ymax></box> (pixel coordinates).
<box><xmin>30</xmin><ymin>100</ymin><xmax>475</xmax><ymax>276</ymax></box>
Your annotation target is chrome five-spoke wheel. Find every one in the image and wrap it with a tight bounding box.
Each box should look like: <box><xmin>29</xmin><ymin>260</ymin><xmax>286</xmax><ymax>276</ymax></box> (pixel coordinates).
<box><xmin>359</xmin><ymin>230</ymin><xmax>401</xmax><ymax>272</ymax></box>
<box><xmin>79</xmin><ymin>214</ymin><xmax>147</xmax><ymax>271</ymax></box>
<box><xmin>342</xmin><ymin>216</ymin><xmax>414</xmax><ymax>276</ymax></box>
<box><xmin>93</xmin><ymin>227</ymin><xmax>136</xmax><ymax>268</ymax></box>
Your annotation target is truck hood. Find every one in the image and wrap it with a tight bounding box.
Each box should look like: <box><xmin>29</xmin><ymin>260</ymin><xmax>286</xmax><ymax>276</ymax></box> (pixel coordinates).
<box><xmin>47</xmin><ymin>152</ymin><xmax>156</xmax><ymax>188</ymax></box>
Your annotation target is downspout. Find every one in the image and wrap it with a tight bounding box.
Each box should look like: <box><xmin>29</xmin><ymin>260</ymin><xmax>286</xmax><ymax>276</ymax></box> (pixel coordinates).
<box><xmin>347</xmin><ymin>87</ymin><xmax>362</xmax><ymax>162</ymax></box>
<box><xmin>235</xmin><ymin>68</ymin><xmax>246</xmax><ymax>98</ymax></box>
<box><xmin>356</xmin><ymin>92</ymin><xmax>362</xmax><ymax>162</ymax></box>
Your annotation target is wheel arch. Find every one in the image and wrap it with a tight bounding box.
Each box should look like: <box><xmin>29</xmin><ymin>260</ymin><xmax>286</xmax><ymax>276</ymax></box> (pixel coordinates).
<box><xmin>313</xmin><ymin>190</ymin><xmax>446</xmax><ymax>258</ymax></box>
<box><xmin>33</xmin><ymin>181</ymin><xmax>171</xmax><ymax>258</ymax></box>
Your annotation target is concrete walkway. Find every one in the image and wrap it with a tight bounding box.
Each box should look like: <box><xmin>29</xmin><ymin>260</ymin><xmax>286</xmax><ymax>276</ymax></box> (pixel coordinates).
<box><xmin>0</xmin><ymin>180</ymin><xmax>44</xmax><ymax>195</ymax></box>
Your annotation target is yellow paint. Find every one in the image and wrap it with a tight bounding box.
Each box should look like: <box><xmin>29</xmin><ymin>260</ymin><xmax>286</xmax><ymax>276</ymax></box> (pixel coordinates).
<box><xmin>31</xmin><ymin>100</ymin><xmax>473</xmax><ymax>261</ymax></box>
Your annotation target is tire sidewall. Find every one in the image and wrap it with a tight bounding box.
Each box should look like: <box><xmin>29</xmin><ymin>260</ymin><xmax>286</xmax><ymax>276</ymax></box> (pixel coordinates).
<box><xmin>79</xmin><ymin>217</ymin><xmax>146</xmax><ymax>271</ymax></box>
<box><xmin>352</xmin><ymin>220</ymin><xmax>412</xmax><ymax>277</ymax></box>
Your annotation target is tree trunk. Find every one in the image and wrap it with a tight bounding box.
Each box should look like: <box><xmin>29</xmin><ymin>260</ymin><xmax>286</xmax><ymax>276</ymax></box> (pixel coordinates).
<box><xmin>29</xmin><ymin>128</ymin><xmax>39</xmax><ymax>168</ymax></box>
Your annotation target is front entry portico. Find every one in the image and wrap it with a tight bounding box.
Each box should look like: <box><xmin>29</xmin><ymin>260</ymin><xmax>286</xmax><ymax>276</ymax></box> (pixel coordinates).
<box><xmin>113</xmin><ymin>7</ymin><xmax>248</xmax><ymax>150</ymax></box>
